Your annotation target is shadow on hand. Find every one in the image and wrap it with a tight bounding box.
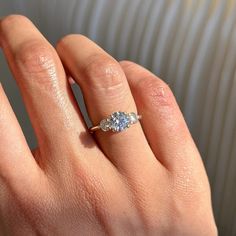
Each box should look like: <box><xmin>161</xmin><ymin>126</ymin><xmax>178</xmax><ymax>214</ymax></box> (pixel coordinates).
<box><xmin>79</xmin><ymin>131</ymin><xmax>96</xmax><ymax>148</ymax></box>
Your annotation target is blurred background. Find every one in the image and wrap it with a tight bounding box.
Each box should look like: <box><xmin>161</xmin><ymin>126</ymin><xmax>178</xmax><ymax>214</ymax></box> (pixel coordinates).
<box><xmin>0</xmin><ymin>0</ymin><xmax>236</xmax><ymax>235</ymax></box>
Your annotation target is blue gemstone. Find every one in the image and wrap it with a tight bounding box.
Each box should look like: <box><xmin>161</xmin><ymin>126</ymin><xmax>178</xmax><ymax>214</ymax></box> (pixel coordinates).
<box><xmin>109</xmin><ymin>112</ymin><xmax>130</xmax><ymax>132</ymax></box>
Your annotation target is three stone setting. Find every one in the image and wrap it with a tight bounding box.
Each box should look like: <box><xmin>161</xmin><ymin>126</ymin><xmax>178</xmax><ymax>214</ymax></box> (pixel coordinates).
<box><xmin>99</xmin><ymin>111</ymin><xmax>141</xmax><ymax>132</ymax></box>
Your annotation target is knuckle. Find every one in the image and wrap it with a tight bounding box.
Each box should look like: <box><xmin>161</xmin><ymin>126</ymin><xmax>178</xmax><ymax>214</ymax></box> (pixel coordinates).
<box><xmin>137</xmin><ymin>77</ymin><xmax>174</xmax><ymax>108</ymax></box>
<box><xmin>14</xmin><ymin>40</ymin><xmax>58</xmax><ymax>87</ymax></box>
<box><xmin>84</xmin><ymin>54</ymin><xmax>125</xmax><ymax>91</ymax></box>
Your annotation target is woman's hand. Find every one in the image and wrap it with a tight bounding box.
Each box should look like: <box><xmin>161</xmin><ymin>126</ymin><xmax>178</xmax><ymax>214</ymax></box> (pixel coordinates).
<box><xmin>0</xmin><ymin>15</ymin><xmax>217</xmax><ymax>235</ymax></box>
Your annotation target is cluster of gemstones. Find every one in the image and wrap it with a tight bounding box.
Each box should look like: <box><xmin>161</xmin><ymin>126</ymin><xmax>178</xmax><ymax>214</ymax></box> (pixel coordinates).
<box><xmin>99</xmin><ymin>112</ymin><xmax>140</xmax><ymax>132</ymax></box>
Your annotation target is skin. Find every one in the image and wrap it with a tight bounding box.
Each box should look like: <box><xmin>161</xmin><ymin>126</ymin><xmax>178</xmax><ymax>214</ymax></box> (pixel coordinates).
<box><xmin>0</xmin><ymin>15</ymin><xmax>217</xmax><ymax>235</ymax></box>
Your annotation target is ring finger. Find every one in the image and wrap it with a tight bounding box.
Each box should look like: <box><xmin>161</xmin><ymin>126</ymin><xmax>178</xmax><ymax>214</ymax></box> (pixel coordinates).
<box><xmin>56</xmin><ymin>35</ymin><xmax>161</xmax><ymax>175</ymax></box>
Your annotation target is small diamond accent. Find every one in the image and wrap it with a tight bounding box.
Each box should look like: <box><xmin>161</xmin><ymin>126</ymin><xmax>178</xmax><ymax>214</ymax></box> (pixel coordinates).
<box><xmin>129</xmin><ymin>112</ymin><xmax>138</xmax><ymax>124</ymax></box>
<box><xmin>100</xmin><ymin>119</ymin><xmax>110</xmax><ymax>131</ymax></box>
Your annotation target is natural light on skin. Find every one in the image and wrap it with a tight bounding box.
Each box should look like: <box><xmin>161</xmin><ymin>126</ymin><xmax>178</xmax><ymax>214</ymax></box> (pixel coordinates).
<box><xmin>0</xmin><ymin>12</ymin><xmax>218</xmax><ymax>235</ymax></box>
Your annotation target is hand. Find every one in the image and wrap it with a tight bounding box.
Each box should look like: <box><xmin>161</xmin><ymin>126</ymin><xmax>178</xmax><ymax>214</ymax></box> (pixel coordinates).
<box><xmin>0</xmin><ymin>15</ymin><xmax>217</xmax><ymax>235</ymax></box>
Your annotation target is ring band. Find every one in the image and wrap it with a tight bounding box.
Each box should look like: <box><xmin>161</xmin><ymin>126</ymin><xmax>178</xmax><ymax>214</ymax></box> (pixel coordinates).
<box><xmin>89</xmin><ymin>111</ymin><xmax>141</xmax><ymax>133</ymax></box>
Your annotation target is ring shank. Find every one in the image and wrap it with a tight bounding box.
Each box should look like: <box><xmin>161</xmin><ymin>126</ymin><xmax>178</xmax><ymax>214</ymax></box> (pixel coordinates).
<box><xmin>89</xmin><ymin>125</ymin><xmax>100</xmax><ymax>134</ymax></box>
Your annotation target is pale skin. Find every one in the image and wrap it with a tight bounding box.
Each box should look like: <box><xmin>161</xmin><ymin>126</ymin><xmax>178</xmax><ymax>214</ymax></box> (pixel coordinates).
<box><xmin>0</xmin><ymin>15</ymin><xmax>217</xmax><ymax>235</ymax></box>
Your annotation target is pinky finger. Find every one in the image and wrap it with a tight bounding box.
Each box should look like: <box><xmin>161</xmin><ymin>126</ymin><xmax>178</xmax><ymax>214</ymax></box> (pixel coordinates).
<box><xmin>120</xmin><ymin>61</ymin><xmax>206</xmax><ymax>174</ymax></box>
